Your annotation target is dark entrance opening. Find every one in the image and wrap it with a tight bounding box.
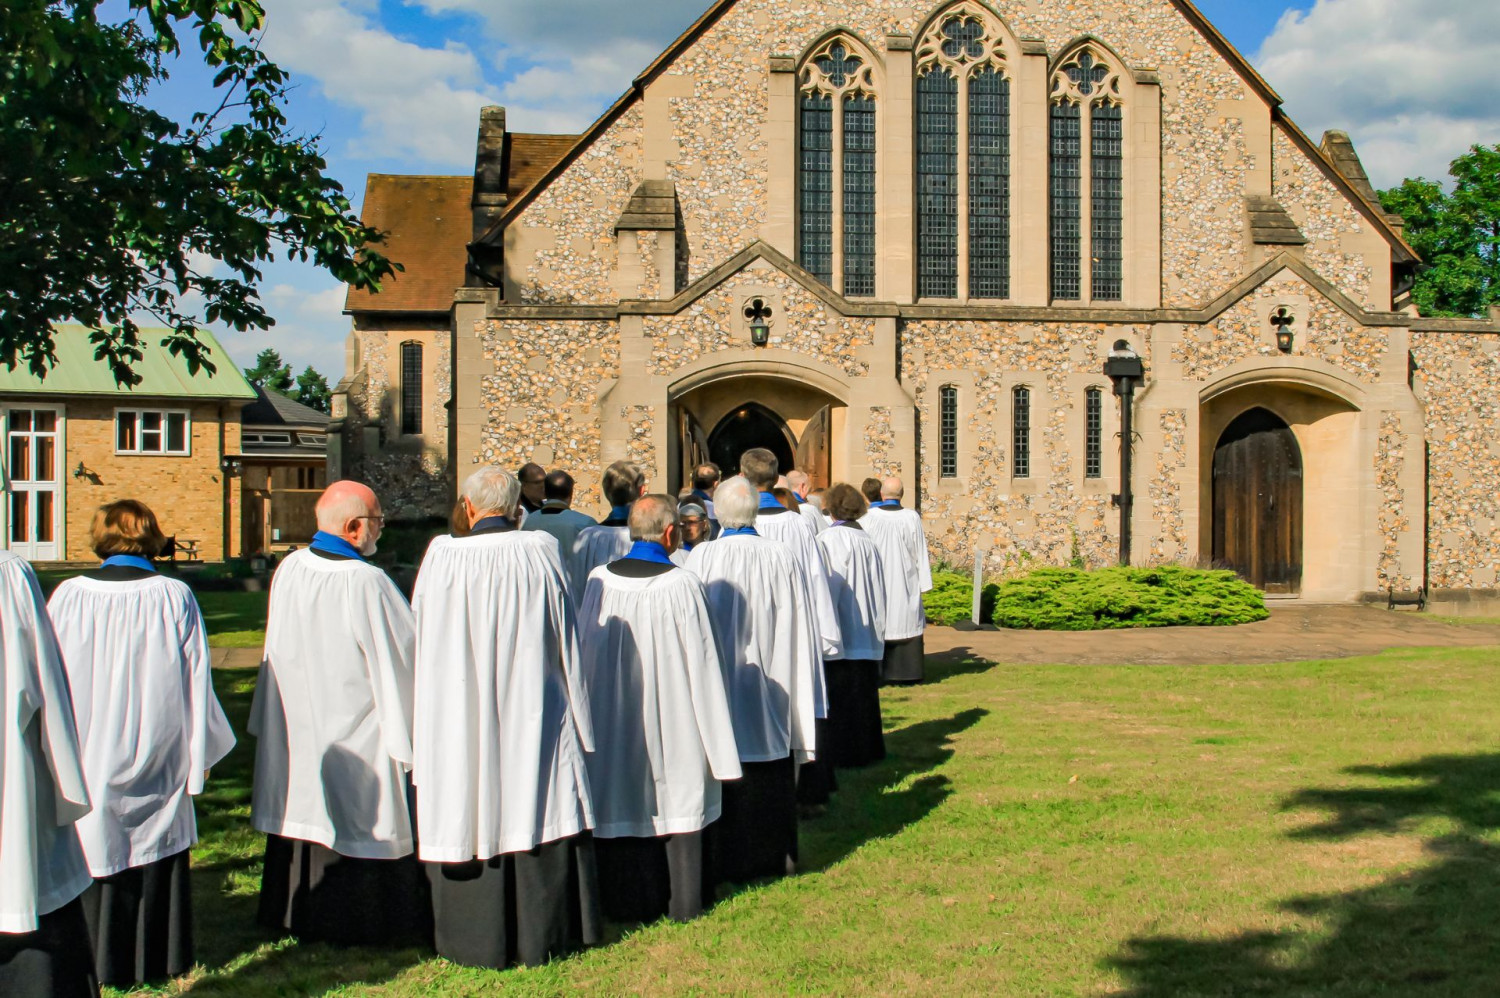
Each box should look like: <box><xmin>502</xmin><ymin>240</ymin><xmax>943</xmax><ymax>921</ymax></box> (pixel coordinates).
<box><xmin>1212</xmin><ymin>406</ymin><xmax>1303</xmax><ymax>594</ymax></box>
<box><xmin>708</xmin><ymin>404</ymin><xmax>795</xmax><ymax>480</ymax></box>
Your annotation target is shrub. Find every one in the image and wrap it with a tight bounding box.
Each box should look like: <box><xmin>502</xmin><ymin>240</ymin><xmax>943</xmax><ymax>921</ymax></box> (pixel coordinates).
<box><xmin>989</xmin><ymin>566</ymin><xmax>1268</xmax><ymax>631</ymax></box>
<box><xmin>923</xmin><ymin>569</ymin><xmax>1001</xmax><ymax>627</ymax></box>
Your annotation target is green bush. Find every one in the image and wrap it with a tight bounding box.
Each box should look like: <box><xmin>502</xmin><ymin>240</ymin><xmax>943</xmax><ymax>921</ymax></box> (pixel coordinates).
<box><xmin>989</xmin><ymin>566</ymin><xmax>1268</xmax><ymax>631</ymax></box>
<box><xmin>923</xmin><ymin>570</ymin><xmax>1001</xmax><ymax>627</ymax></box>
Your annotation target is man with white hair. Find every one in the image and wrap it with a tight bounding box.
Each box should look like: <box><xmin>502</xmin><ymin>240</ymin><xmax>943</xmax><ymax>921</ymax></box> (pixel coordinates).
<box><xmin>569</xmin><ymin>460</ymin><xmax>646</xmax><ymax>593</ymax></box>
<box><xmin>784</xmin><ymin>469</ymin><xmax>826</xmax><ymax>535</ymax></box>
<box><xmin>684</xmin><ymin>477</ymin><xmax>819</xmax><ymax>883</ymax></box>
<box><xmin>576</xmin><ymin>496</ymin><xmax>741</xmax><ymax>923</ymax></box>
<box><xmin>252</xmin><ymin>481</ymin><xmax>429</xmax><ymax>946</ymax></box>
<box><xmin>860</xmin><ymin>476</ymin><xmax>934</xmax><ymax>685</ymax></box>
<box><xmin>412</xmin><ymin>467</ymin><xmax>600</xmax><ymax>969</ymax></box>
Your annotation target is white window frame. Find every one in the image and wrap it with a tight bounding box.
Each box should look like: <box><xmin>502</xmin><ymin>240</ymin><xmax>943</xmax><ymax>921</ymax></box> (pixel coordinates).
<box><xmin>2</xmin><ymin>404</ymin><xmax>67</xmax><ymax>560</ymax></box>
<box><xmin>114</xmin><ymin>408</ymin><xmax>192</xmax><ymax>456</ymax></box>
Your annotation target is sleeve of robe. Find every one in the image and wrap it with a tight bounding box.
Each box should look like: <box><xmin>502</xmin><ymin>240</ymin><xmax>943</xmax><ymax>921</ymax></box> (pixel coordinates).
<box><xmin>678</xmin><ymin>578</ymin><xmax>743</xmax><ymax>783</ymax></box>
<box><xmin>179</xmin><ymin>596</ymin><xmax>236</xmax><ymax>794</ymax></box>
<box><xmin>909</xmin><ymin>515</ymin><xmax>934</xmax><ymax>594</ymax></box>
<box><xmin>783</xmin><ymin>564</ymin><xmax>822</xmax><ymax>764</ymax></box>
<box><xmin>870</xmin><ymin>542</ymin><xmax>890</xmax><ymax>642</ymax></box>
<box><xmin>357</xmin><ymin>574</ymin><xmax>418</xmax><ymax>772</ymax></box>
<box><xmin>541</xmin><ymin>537</ymin><xmax>594</xmax><ymax>753</ymax></box>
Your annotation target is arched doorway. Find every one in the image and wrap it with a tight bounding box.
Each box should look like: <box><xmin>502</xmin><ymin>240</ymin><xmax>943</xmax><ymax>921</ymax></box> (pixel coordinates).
<box><xmin>1212</xmin><ymin>407</ymin><xmax>1303</xmax><ymax>594</ymax></box>
<box><xmin>708</xmin><ymin>403</ymin><xmax>795</xmax><ymax>479</ymax></box>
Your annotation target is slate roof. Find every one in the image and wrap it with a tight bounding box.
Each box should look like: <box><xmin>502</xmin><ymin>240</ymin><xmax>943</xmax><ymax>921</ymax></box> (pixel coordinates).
<box><xmin>345</xmin><ymin>134</ymin><xmax>576</xmax><ymax>314</ymax></box>
<box><xmin>0</xmin><ymin>326</ymin><xmax>256</xmax><ymax>399</ymax></box>
<box><xmin>241</xmin><ymin>383</ymin><xmax>331</xmax><ymax>429</ymax></box>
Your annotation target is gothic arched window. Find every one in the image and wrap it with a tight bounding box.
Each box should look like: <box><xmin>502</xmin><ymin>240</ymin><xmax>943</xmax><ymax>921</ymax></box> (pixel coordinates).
<box><xmin>1051</xmin><ymin>45</ymin><xmax>1125</xmax><ymax>302</ymax></box>
<box><xmin>916</xmin><ymin>4</ymin><xmax>1013</xmax><ymax>301</ymax></box>
<box><xmin>799</xmin><ymin>37</ymin><xmax>879</xmax><ymax>298</ymax></box>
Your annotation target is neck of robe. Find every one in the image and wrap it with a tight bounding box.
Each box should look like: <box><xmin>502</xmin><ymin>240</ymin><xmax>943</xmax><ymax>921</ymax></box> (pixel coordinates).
<box><xmin>469</xmin><ymin>515</ymin><xmax>516</xmax><ymax>535</ymax></box>
<box><xmin>720</xmin><ymin>525</ymin><xmax>759</xmax><ymax>538</ymax></box>
<box><xmin>310</xmin><ymin>530</ymin><xmax>366</xmax><ymax>561</ymax></box>
<box><xmin>833</xmin><ymin>520</ymin><xmax>864</xmax><ymax>530</ymax></box>
<box><xmin>102</xmin><ymin>554</ymin><xmax>156</xmax><ymax>572</ymax></box>
<box><xmin>874</xmin><ymin>500</ymin><xmax>903</xmax><ymax>509</ymax></box>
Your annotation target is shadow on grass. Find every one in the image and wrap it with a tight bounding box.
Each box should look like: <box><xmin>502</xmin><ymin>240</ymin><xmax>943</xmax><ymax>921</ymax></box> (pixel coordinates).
<box><xmin>922</xmin><ymin>646</ymin><xmax>1002</xmax><ymax>682</ymax></box>
<box><xmin>1106</xmin><ymin>753</ymin><xmax>1500</xmax><ymax>996</ymax></box>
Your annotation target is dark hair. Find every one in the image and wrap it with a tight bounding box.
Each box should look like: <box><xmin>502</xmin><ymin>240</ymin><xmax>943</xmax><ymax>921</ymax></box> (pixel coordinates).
<box><xmin>450</xmin><ymin>500</ymin><xmax>471</xmax><ymax>537</ymax></box>
<box><xmin>517</xmin><ymin>462</ymin><xmax>546</xmax><ymax>486</ymax></box>
<box><xmin>860</xmin><ymin>477</ymin><xmax>883</xmax><ymax>502</ymax></box>
<box><xmin>824</xmin><ymin>483</ymin><xmax>868</xmax><ymax>522</ymax></box>
<box><xmin>692</xmin><ymin>463</ymin><xmax>721</xmax><ymax>492</ymax></box>
<box><xmin>739</xmin><ymin>448</ymin><xmax>780</xmax><ymax>489</ymax></box>
<box><xmin>602</xmin><ymin>461</ymin><xmax>644</xmax><ymax>507</ymax></box>
<box><xmin>544</xmin><ymin>470</ymin><xmax>575</xmax><ymax>501</ymax></box>
<box><xmin>91</xmin><ymin>500</ymin><xmax>167</xmax><ymax>558</ymax></box>
<box><xmin>772</xmin><ymin>487</ymin><xmax>799</xmax><ymax>511</ymax></box>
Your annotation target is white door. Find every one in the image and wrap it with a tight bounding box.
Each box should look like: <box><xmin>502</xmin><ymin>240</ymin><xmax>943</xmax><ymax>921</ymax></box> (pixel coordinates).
<box><xmin>4</xmin><ymin>407</ymin><xmax>62</xmax><ymax>560</ymax></box>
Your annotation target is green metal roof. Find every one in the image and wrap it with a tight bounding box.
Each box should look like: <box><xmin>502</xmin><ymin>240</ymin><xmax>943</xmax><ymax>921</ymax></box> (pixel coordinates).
<box><xmin>0</xmin><ymin>326</ymin><xmax>257</xmax><ymax>400</ymax></box>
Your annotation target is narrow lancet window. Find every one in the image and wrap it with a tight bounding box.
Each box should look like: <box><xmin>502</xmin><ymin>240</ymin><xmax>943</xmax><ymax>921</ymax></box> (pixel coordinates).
<box><xmin>843</xmin><ymin>95</ymin><xmax>877</xmax><ymax>297</ymax></box>
<box><xmin>1012</xmin><ymin>386</ymin><xmax>1031</xmax><ymax>479</ymax></box>
<box><xmin>799</xmin><ymin>93</ymin><xmax>835</xmax><ymax>286</ymax></box>
<box><xmin>1050</xmin><ymin>102</ymin><xmax>1082</xmax><ymax>301</ymax></box>
<box><xmin>799</xmin><ymin>39</ymin><xmax>879</xmax><ymax>297</ymax></box>
<box><xmin>968</xmin><ymin>65</ymin><xmax>1010</xmax><ymax>299</ymax></box>
<box><xmin>1091</xmin><ymin>103</ymin><xmax>1124</xmax><ymax>301</ymax></box>
<box><xmin>1051</xmin><ymin>46</ymin><xmax>1126</xmax><ymax>304</ymax></box>
<box><xmin>940</xmin><ymin>386</ymin><xmax>959</xmax><ymax>478</ymax></box>
<box><xmin>401</xmin><ymin>342</ymin><xmax>423</xmax><ymax>436</ymax></box>
<box><xmin>917</xmin><ymin>68</ymin><xmax>959</xmax><ymax>299</ymax></box>
<box><xmin>1085</xmin><ymin>387</ymin><xmax>1103</xmax><ymax>479</ymax></box>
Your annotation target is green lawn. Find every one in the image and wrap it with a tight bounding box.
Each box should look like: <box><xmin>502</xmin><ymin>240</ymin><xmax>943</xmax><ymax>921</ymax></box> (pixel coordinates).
<box><xmin>110</xmin><ymin>645</ymin><xmax>1500</xmax><ymax>996</ymax></box>
<box><xmin>196</xmin><ymin>590</ymin><xmax>268</xmax><ymax>648</ymax></box>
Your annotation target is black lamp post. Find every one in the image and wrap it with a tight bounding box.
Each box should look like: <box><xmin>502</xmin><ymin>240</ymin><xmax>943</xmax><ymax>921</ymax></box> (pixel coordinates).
<box><xmin>1103</xmin><ymin>339</ymin><xmax>1144</xmax><ymax>566</ymax></box>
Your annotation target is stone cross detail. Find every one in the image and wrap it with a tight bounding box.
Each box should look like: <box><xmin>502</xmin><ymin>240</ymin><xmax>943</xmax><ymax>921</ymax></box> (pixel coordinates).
<box><xmin>1066</xmin><ymin>51</ymin><xmax>1110</xmax><ymax>97</ymax></box>
<box><xmin>815</xmin><ymin>43</ymin><xmax>861</xmax><ymax>89</ymax></box>
<box><xmin>744</xmin><ymin>299</ymin><xmax>773</xmax><ymax>324</ymax></box>
<box><xmin>1271</xmin><ymin>307</ymin><xmax>1295</xmax><ymax>335</ymax></box>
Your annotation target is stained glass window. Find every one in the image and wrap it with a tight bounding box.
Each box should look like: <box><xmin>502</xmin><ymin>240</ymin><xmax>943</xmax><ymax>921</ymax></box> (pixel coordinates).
<box><xmin>917</xmin><ymin>68</ymin><xmax>959</xmax><ymax>299</ymax></box>
<box><xmin>843</xmin><ymin>95</ymin><xmax>877</xmax><ymax>298</ymax></box>
<box><xmin>1091</xmin><ymin>102</ymin><xmax>1123</xmax><ymax>301</ymax></box>
<box><xmin>1050</xmin><ymin>101</ymin><xmax>1082</xmax><ymax>301</ymax></box>
<box><xmin>1013</xmin><ymin>386</ymin><xmax>1031</xmax><ymax>479</ymax></box>
<box><xmin>798</xmin><ymin>92</ymin><xmax>835</xmax><ymax>286</ymax></box>
<box><xmin>1085</xmin><ymin>387</ymin><xmax>1103</xmax><ymax>479</ymax></box>
<box><xmin>401</xmin><ymin>342</ymin><xmax>423</xmax><ymax>436</ymax></box>
<box><xmin>940</xmin><ymin>385</ymin><xmax>959</xmax><ymax>478</ymax></box>
<box><xmin>969</xmin><ymin>66</ymin><xmax>1009</xmax><ymax>300</ymax></box>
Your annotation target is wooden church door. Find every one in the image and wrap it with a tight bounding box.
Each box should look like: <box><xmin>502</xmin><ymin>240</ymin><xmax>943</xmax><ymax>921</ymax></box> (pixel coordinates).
<box><xmin>794</xmin><ymin>406</ymin><xmax>832</xmax><ymax>491</ymax></box>
<box><xmin>679</xmin><ymin>409</ymin><xmax>709</xmax><ymax>488</ymax></box>
<box><xmin>1212</xmin><ymin>407</ymin><xmax>1303</xmax><ymax>594</ymax></box>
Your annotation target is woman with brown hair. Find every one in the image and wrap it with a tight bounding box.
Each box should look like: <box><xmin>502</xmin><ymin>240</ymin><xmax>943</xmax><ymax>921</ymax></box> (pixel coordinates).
<box><xmin>815</xmin><ymin>484</ymin><xmax>888</xmax><ymax>767</ymax></box>
<box><xmin>46</xmin><ymin>501</ymin><xmax>235</xmax><ymax>988</ymax></box>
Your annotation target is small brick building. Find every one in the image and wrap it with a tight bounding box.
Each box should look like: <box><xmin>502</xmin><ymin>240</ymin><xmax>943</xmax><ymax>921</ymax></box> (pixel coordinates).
<box><xmin>337</xmin><ymin>0</ymin><xmax>1500</xmax><ymax>605</ymax></box>
<box><xmin>0</xmin><ymin>327</ymin><xmax>257</xmax><ymax>563</ymax></box>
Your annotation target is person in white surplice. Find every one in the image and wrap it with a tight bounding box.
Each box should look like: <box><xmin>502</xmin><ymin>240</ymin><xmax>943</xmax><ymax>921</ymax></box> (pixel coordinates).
<box><xmin>683</xmin><ymin>476</ymin><xmax>820</xmax><ymax>884</ymax></box>
<box><xmin>412</xmin><ymin>466</ymin><xmax>601</xmax><ymax>969</ymax></box>
<box><xmin>568</xmin><ymin>460</ymin><xmax>646</xmax><ymax>594</ymax></box>
<box><xmin>0</xmin><ymin>550</ymin><xmax>97</xmax><ymax>998</ymax></box>
<box><xmin>785</xmin><ymin>469</ymin><xmax>827</xmax><ymax>536</ymax></box>
<box><xmin>816</xmin><ymin>484</ymin><xmax>889</xmax><ymax>768</ymax></box>
<box><xmin>250</xmin><ymin>481</ymin><xmax>429</xmax><ymax>947</ymax></box>
<box><xmin>860</xmin><ymin>476</ymin><xmax>934</xmax><ymax>685</ymax></box>
<box><xmin>577</xmin><ymin>495</ymin><xmax>741</xmax><ymax>923</ymax></box>
<box><xmin>740</xmin><ymin>448</ymin><xmax>841</xmax><ymax>806</ymax></box>
<box><xmin>48</xmin><ymin>500</ymin><xmax>235</xmax><ymax>988</ymax></box>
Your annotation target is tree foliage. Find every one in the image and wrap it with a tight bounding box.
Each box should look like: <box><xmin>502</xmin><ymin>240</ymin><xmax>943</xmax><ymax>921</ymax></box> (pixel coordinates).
<box><xmin>0</xmin><ymin>1</ymin><xmax>396</xmax><ymax>383</ymax></box>
<box><xmin>1380</xmin><ymin>145</ymin><xmax>1500</xmax><ymax>319</ymax></box>
<box><xmin>243</xmin><ymin>347</ymin><xmax>292</xmax><ymax>393</ymax></box>
<box><xmin>293</xmin><ymin>364</ymin><xmax>330</xmax><ymax>413</ymax></box>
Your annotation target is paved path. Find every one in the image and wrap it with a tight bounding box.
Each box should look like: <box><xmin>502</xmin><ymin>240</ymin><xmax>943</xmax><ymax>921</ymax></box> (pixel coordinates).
<box><xmin>924</xmin><ymin>604</ymin><xmax>1500</xmax><ymax>667</ymax></box>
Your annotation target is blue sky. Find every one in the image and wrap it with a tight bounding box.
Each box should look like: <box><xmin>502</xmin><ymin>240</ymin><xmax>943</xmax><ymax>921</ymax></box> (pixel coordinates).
<box><xmin>143</xmin><ymin>0</ymin><xmax>1498</xmax><ymax>382</ymax></box>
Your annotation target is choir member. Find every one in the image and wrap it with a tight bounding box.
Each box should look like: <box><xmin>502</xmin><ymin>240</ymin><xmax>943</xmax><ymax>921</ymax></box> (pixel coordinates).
<box><xmin>569</xmin><ymin>460</ymin><xmax>645</xmax><ymax>593</ymax></box>
<box><xmin>522</xmin><ymin>469</ymin><xmax>597</xmax><ymax>554</ymax></box>
<box><xmin>0</xmin><ymin>551</ymin><xmax>97</xmax><ymax>998</ymax></box>
<box><xmin>413</xmin><ymin>467</ymin><xmax>601</xmax><ymax>969</ymax></box>
<box><xmin>576</xmin><ymin>496</ymin><xmax>742</xmax><ymax>923</ymax></box>
<box><xmin>785</xmin><ymin>470</ymin><xmax>826</xmax><ymax>535</ymax></box>
<box><xmin>250</xmin><ymin>481</ymin><xmax>429</xmax><ymax>946</ymax></box>
<box><xmin>861</xmin><ymin>476</ymin><xmax>934</xmax><ymax>685</ymax></box>
<box><xmin>860</xmin><ymin>477</ymin><xmax>883</xmax><ymax>503</ymax></box>
<box><xmin>670</xmin><ymin>502</ymin><xmax>710</xmax><ymax>566</ymax></box>
<box><xmin>740</xmin><ymin>448</ymin><xmax>841</xmax><ymax>805</ymax></box>
<box><xmin>688</xmin><ymin>463</ymin><xmax>721</xmax><ymax>536</ymax></box>
<box><xmin>684</xmin><ymin>477</ymin><xmax>820</xmax><ymax>883</ymax></box>
<box><xmin>47</xmin><ymin>501</ymin><xmax>235</xmax><ymax>987</ymax></box>
<box><xmin>816</xmin><ymin>484</ymin><xmax>889</xmax><ymax>767</ymax></box>
<box><xmin>517</xmin><ymin>462</ymin><xmax>547</xmax><ymax>514</ymax></box>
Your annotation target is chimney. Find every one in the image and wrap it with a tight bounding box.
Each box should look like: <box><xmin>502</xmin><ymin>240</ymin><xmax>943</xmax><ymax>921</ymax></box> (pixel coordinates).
<box><xmin>469</xmin><ymin>106</ymin><xmax>507</xmax><ymax>288</ymax></box>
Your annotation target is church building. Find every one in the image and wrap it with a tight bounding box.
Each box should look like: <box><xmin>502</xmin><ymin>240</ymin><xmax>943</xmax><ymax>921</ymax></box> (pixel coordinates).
<box><xmin>331</xmin><ymin>0</ymin><xmax>1500</xmax><ymax>604</ymax></box>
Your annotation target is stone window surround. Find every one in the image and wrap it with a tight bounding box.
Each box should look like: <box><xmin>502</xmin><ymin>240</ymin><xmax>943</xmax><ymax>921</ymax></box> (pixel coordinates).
<box><xmin>772</xmin><ymin>11</ymin><xmax>1162</xmax><ymax>309</ymax></box>
<box><xmin>398</xmin><ymin>339</ymin><xmax>424</xmax><ymax>438</ymax></box>
<box><xmin>114</xmin><ymin>407</ymin><xmax>191</xmax><ymax>457</ymax></box>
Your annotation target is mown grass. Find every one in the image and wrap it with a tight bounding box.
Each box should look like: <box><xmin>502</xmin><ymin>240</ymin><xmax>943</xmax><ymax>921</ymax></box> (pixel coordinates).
<box><xmin>196</xmin><ymin>591</ymin><xmax>268</xmax><ymax>648</ymax></box>
<box><xmin>108</xmin><ymin>644</ymin><xmax>1500</xmax><ymax>996</ymax></box>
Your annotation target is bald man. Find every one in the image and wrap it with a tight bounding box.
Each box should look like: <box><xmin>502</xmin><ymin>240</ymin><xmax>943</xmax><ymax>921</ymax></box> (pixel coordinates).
<box><xmin>251</xmin><ymin>481</ymin><xmax>430</xmax><ymax>946</ymax></box>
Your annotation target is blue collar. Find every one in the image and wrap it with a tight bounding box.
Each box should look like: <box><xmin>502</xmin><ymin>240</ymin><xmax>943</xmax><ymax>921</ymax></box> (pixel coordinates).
<box><xmin>874</xmin><ymin>500</ymin><xmax>902</xmax><ymax>509</ymax></box>
<box><xmin>758</xmin><ymin>491</ymin><xmax>784</xmax><ymax>509</ymax></box>
<box><xmin>310</xmin><ymin>531</ymin><xmax>366</xmax><ymax>561</ymax></box>
<box><xmin>609</xmin><ymin>504</ymin><xmax>632</xmax><ymax>522</ymax></box>
<box><xmin>102</xmin><ymin>554</ymin><xmax>155</xmax><ymax>572</ymax></box>
<box><xmin>470</xmin><ymin>515</ymin><xmax>515</xmax><ymax>534</ymax></box>
<box><xmin>793</xmin><ymin>492</ymin><xmax>807</xmax><ymax>503</ymax></box>
<box><xmin>721</xmin><ymin>526</ymin><xmax>758</xmax><ymax>538</ymax></box>
<box><xmin>624</xmin><ymin>541</ymin><xmax>675</xmax><ymax>566</ymax></box>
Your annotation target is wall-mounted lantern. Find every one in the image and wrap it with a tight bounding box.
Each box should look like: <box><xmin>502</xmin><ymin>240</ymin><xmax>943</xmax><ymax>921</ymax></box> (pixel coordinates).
<box><xmin>744</xmin><ymin>298</ymin><xmax>773</xmax><ymax>347</ymax></box>
<box><xmin>1271</xmin><ymin>306</ymin><xmax>1296</xmax><ymax>354</ymax></box>
<box><xmin>219</xmin><ymin>456</ymin><xmax>243</xmax><ymax>476</ymax></box>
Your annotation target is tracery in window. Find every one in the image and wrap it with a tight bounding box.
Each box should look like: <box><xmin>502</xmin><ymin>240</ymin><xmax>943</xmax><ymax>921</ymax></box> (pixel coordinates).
<box><xmin>799</xmin><ymin>36</ymin><xmax>879</xmax><ymax>298</ymax></box>
<box><xmin>916</xmin><ymin>4</ymin><xmax>1014</xmax><ymax>301</ymax></box>
<box><xmin>1050</xmin><ymin>45</ymin><xmax>1125</xmax><ymax>302</ymax></box>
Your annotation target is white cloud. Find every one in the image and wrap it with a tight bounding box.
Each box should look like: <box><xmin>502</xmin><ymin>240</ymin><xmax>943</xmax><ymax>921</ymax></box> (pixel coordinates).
<box><xmin>257</xmin><ymin>0</ymin><xmax>501</xmax><ymax>165</ymax></box>
<box><xmin>1256</xmin><ymin>0</ymin><xmax>1500</xmax><ymax>187</ymax></box>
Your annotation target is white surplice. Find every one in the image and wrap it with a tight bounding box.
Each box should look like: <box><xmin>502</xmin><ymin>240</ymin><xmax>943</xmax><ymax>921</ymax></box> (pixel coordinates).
<box><xmin>250</xmin><ymin>549</ymin><xmax>417</xmax><ymax>859</ymax></box>
<box><xmin>755</xmin><ymin>507</ymin><xmax>843</xmax><ymax>670</ymax></box>
<box><xmin>569</xmin><ymin>525</ymin><xmax>631</xmax><ymax>594</ymax></box>
<box><xmin>817</xmin><ymin>524</ymin><xmax>889</xmax><ymax>662</ymax></box>
<box><xmin>0</xmin><ymin>553</ymin><xmax>92</xmax><ymax>934</ymax></box>
<box><xmin>798</xmin><ymin>502</ymin><xmax>827</xmax><ymax>536</ymax></box>
<box><xmin>48</xmin><ymin>572</ymin><xmax>235</xmax><ymax>878</ymax></box>
<box><xmin>576</xmin><ymin>565</ymin><xmax>742</xmax><ymax>838</ymax></box>
<box><xmin>684</xmin><ymin>535</ymin><xmax>820</xmax><ymax>763</ymax></box>
<box><xmin>411</xmin><ymin>529</ymin><xmax>595</xmax><ymax>862</ymax></box>
<box><xmin>859</xmin><ymin>506</ymin><xmax>934</xmax><ymax>641</ymax></box>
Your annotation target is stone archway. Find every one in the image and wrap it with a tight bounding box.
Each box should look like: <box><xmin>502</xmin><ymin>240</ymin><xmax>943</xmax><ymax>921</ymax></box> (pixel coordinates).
<box><xmin>708</xmin><ymin>403</ymin><xmax>796</xmax><ymax>478</ymax></box>
<box><xmin>1212</xmin><ymin>407</ymin><xmax>1304</xmax><ymax>593</ymax></box>
<box><xmin>670</xmin><ymin>375</ymin><xmax>843</xmax><ymax>492</ymax></box>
